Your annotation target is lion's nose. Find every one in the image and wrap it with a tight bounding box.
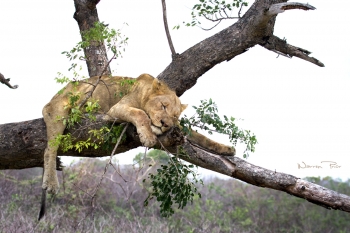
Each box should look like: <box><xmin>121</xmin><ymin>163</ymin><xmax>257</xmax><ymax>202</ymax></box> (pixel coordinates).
<box><xmin>160</xmin><ymin>120</ymin><xmax>168</xmax><ymax>127</ymax></box>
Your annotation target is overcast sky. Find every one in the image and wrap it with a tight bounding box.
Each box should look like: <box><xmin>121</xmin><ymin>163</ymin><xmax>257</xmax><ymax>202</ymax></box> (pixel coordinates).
<box><xmin>0</xmin><ymin>1</ymin><xmax>349</xmax><ymax>181</ymax></box>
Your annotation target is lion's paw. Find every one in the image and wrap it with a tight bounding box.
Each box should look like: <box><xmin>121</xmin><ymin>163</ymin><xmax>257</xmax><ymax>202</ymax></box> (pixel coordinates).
<box><xmin>219</xmin><ymin>146</ymin><xmax>236</xmax><ymax>156</ymax></box>
<box><xmin>42</xmin><ymin>175</ymin><xmax>59</xmax><ymax>195</ymax></box>
<box><xmin>150</xmin><ymin>125</ymin><xmax>163</xmax><ymax>135</ymax></box>
<box><xmin>139</xmin><ymin>131</ymin><xmax>157</xmax><ymax>147</ymax></box>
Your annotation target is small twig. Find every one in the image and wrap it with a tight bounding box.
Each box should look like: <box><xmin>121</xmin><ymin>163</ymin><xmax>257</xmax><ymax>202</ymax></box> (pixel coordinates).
<box><xmin>198</xmin><ymin>11</ymin><xmax>239</xmax><ymax>31</ymax></box>
<box><xmin>273</xmin><ymin>49</ymin><xmax>291</xmax><ymax>58</ymax></box>
<box><xmin>190</xmin><ymin>122</ymin><xmax>225</xmax><ymax>135</ymax></box>
<box><xmin>80</xmin><ymin>80</ymin><xmax>97</xmax><ymax>87</ymax></box>
<box><xmin>161</xmin><ymin>0</ymin><xmax>176</xmax><ymax>57</ymax></box>
<box><xmin>72</xmin><ymin>183</ymin><xmax>93</xmax><ymax>197</ymax></box>
<box><xmin>157</xmin><ymin>138</ymin><xmax>182</xmax><ymax>176</ymax></box>
<box><xmin>198</xmin><ymin>20</ymin><xmax>222</xmax><ymax>31</ymax></box>
<box><xmin>110</xmin><ymin>123</ymin><xmax>129</xmax><ymax>156</ymax></box>
<box><xmin>104</xmin><ymin>175</ymin><xmax>129</xmax><ymax>197</ymax></box>
<box><xmin>110</xmin><ymin>163</ymin><xmax>128</xmax><ymax>182</ymax></box>
<box><xmin>90</xmin><ymin>122</ymin><xmax>129</xmax><ymax>207</ymax></box>
<box><xmin>77</xmin><ymin>53</ymin><xmax>116</xmax><ymax>109</ymax></box>
<box><xmin>238</xmin><ymin>3</ymin><xmax>244</xmax><ymax>18</ymax></box>
<box><xmin>202</xmin><ymin>13</ymin><xmax>238</xmax><ymax>22</ymax></box>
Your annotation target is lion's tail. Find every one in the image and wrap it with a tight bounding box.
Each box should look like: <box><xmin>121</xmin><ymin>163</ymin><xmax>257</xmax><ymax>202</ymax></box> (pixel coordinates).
<box><xmin>38</xmin><ymin>169</ymin><xmax>47</xmax><ymax>221</ymax></box>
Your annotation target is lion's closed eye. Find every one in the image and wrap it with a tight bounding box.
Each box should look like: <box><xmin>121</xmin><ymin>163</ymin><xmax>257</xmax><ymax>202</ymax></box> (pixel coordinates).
<box><xmin>161</xmin><ymin>102</ymin><xmax>168</xmax><ymax>111</ymax></box>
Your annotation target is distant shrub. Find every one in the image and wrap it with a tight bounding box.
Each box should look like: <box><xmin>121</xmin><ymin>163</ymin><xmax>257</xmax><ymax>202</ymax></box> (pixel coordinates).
<box><xmin>0</xmin><ymin>157</ymin><xmax>349</xmax><ymax>232</ymax></box>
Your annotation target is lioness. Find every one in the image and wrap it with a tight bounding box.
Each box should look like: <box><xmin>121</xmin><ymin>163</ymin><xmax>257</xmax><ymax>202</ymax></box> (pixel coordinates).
<box><xmin>42</xmin><ymin>73</ymin><xmax>187</xmax><ymax>194</ymax></box>
<box><xmin>40</xmin><ymin>73</ymin><xmax>234</xmax><ymax>219</ymax></box>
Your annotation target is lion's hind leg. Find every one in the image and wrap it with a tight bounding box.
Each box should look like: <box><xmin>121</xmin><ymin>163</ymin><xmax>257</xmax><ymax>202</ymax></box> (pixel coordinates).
<box><xmin>42</xmin><ymin>101</ymin><xmax>68</xmax><ymax>194</ymax></box>
<box><xmin>187</xmin><ymin>130</ymin><xmax>236</xmax><ymax>156</ymax></box>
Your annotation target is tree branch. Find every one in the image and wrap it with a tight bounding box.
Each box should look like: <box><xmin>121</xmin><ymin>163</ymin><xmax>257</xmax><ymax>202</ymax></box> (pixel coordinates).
<box><xmin>161</xmin><ymin>0</ymin><xmax>177</xmax><ymax>59</ymax></box>
<box><xmin>0</xmin><ymin>72</ymin><xmax>18</xmax><ymax>89</ymax></box>
<box><xmin>180</xmin><ymin>145</ymin><xmax>350</xmax><ymax>212</ymax></box>
<box><xmin>260</xmin><ymin>35</ymin><xmax>325</xmax><ymax>67</ymax></box>
<box><xmin>1</xmin><ymin>117</ymin><xmax>349</xmax><ymax>212</ymax></box>
<box><xmin>157</xmin><ymin>1</ymin><xmax>323</xmax><ymax>96</ymax></box>
<box><xmin>267</xmin><ymin>2</ymin><xmax>316</xmax><ymax>16</ymax></box>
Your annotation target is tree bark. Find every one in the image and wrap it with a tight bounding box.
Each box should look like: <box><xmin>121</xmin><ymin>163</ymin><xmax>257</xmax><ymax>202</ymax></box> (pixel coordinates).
<box><xmin>1</xmin><ymin>0</ymin><xmax>344</xmax><ymax>214</ymax></box>
<box><xmin>73</xmin><ymin>0</ymin><xmax>111</xmax><ymax>76</ymax></box>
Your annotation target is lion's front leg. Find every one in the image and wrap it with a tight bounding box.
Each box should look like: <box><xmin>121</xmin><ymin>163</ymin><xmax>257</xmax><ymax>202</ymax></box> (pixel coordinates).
<box><xmin>105</xmin><ymin>104</ymin><xmax>157</xmax><ymax>147</ymax></box>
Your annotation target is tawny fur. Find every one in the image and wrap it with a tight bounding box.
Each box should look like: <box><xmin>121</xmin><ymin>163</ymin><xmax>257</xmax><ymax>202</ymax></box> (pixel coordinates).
<box><xmin>42</xmin><ymin>74</ymin><xmax>186</xmax><ymax>194</ymax></box>
<box><xmin>41</xmin><ymin>73</ymin><xmax>235</xmax><ymax>200</ymax></box>
<box><xmin>39</xmin><ymin>73</ymin><xmax>235</xmax><ymax>220</ymax></box>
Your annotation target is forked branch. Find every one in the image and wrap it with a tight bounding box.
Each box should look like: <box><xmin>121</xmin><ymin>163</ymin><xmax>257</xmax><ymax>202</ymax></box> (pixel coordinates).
<box><xmin>157</xmin><ymin>1</ymin><xmax>323</xmax><ymax>96</ymax></box>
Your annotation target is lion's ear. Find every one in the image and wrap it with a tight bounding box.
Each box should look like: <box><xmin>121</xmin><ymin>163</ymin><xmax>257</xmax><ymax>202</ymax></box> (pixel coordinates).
<box><xmin>152</xmin><ymin>78</ymin><xmax>162</xmax><ymax>91</ymax></box>
<box><xmin>181</xmin><ymin>104</ymin><xmax>188</xmax><ymax>113</ymax></box>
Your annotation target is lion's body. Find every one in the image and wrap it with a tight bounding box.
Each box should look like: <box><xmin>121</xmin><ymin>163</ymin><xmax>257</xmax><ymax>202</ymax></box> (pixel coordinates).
<box><xmin>42</xmin><ymin>74</ymin><xmax>187</xmax><ymax>195</ymax></box>
<box><xmin>41</xmin><ymin>74</ymin><xmax>235</xmax><ymax>220</ymax></box>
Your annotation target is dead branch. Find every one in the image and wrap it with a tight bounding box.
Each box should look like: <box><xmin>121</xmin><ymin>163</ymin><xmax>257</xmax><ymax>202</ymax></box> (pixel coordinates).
<box><xmin>260</xmin><ymin>35</ymin><xmax>325</xmax><ymax>67</ymax></box>
<box><xmin>0</xmin><ymin>72</ymin><xmax>18</xmax><ymax>89</ymax></box>
<box><xmin>267</xmin><ymin>2</ymin><xmax>316</xmax><ymax>16</ymax></box>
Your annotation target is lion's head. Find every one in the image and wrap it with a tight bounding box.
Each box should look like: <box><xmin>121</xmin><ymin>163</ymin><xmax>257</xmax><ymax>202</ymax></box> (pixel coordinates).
<box><xmin>143</xmin><ymin>78</ymin><xmax>187</xmax><ymax>135</ymax></box>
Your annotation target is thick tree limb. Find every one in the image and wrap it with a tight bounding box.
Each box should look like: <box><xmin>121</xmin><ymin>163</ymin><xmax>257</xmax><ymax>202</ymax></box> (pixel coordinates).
<box><xmin>1</xmin><ymin>117</ymin><xmax>349</xmax><ymax>212</ymax></box>
<box><xmin>157</xmin><ymin>1</ymin><xmax>323</xmax><ymax>96</ymax></box>
<box><xmin>177</xmin><ymin>146</ymin><xmax>350</xmax><ymax>212</ymax></box>
<box><xmin>0</xmin><ymin>116</ymin><xmax>140</xmax><ymax>170</ymax></box>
